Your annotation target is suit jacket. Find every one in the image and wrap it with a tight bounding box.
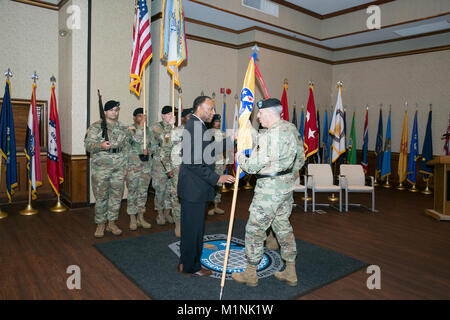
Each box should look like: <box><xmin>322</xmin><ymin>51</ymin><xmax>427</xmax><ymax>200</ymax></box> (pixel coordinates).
<box><xmin>178</xmin><ymin>115</ymin><xmax>231</xmax><ymax>203</ymax></box>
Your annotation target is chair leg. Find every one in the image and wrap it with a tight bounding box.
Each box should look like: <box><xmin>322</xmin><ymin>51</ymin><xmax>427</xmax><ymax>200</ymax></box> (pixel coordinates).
<box><xmin>312</xmin><ymin>190</ymin><xmax>315</xmax><ymax>213</ymax></box>
<box><xmin>339</xmin><ymin>189</ymin><xmax>342</xmax><ymax>212</ymax></box>
<box><xmin>304</xmin><ymin>190</ymin><xmax>307</xmax><ymax>213</ymax></box>
<box><xmin>372</xmin><ymin>189</ymin><xmax>375</xmax><ymax>213</ymax></box>
<box><xmin>346</xmin><ymin>189</ymin><xmax>348</xmax><ymax>212</ymax></box>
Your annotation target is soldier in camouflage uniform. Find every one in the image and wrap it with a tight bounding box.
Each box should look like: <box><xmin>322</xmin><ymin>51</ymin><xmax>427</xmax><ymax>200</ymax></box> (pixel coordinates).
<box><xmin>162</xmin><ymin>108</ymin><xmax>193</xmax><ymax>237</ymax></box>
<box><xmin>126</xmin><ymin>108</ymin><xmax>152</xmax><ymax>231</ymax></box>
<box><xmin>231</xmin><ymin>98</ymin><xmax>305</xmax><ymax>287</ymax></box>
<box><xmin>207</xmin><ymin>114</ymin><xmax>226</xmax><ymax>216</ymax></box>
<box><xmin>150</xmin><ymin>106</ymin><xmax>175</xmax><ymax>225</ymax></box>
<box><xmin>84</xmin><ymin>100</ymin><xmax>130</xmax><ymax>238</ymax></box>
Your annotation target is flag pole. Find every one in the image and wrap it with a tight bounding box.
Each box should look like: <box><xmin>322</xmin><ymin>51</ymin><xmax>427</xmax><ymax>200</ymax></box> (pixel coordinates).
<box><xmin>219</xmin><ymin>166</ymin><xmax>241</xmax><ymax>300</ymax></box>
<box><xmin>20</xmin><ymin>72</ymin><xmax>39</xmax><ymax>216</ymax></box>
<box><xmin>49</xmin><ymin>76</ymin><xmax>67</xmax><ymax>213</ymax></box>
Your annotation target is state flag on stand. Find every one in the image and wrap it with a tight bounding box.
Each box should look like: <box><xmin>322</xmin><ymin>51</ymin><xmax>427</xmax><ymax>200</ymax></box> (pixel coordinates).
<box><xmin>47</xmin><ymin>84</ymin><xmax>64</xmax><ymax>196</ymax></box>
<box><xmin>0</xmin><ymin>80</ymin><xmax>18</xmax><ymax>202</ymax></box>
<box><xmin>347</xmin><ymin>112</ymin><xmax>356</xmax><ymax>164</ymax></box>
<box><xmin>322</xmin><ymin>110</ymin><xmax>330</xmax><ymax>164</ymax></box>
<box><xmin>398</xmin><ymin>110</ymin><xmax>408</xmax><ymax>184</ymax></box>
<box><xmin>222</xmin><ymin>99</ymin><xmax>226</xmax><ymax>132</ymax></box>
<box><xmin>419</xmin><ymin>110</ymin><xmax>433</xmax><ymax>180</ymax></box>
<box><xmin>130</xmin><ymin>0</ymin><xmax>152</xmax><ymax>96</ymax></box>
<box><xmin>361</xmin><ymin>108</ymin><xmax>369</xmax><ymax>173</ymax></box>
<box><xmin>25</xmin><ymin>83</ymin><xmax>42</xmax><ymax>200</ymax></box>
<box><xmin>281</xmin><ymin>82</ymin><xmax>289</xmax><ymax>121</ymax></box>
<box><xmin>380</xmin><ymin>110</ymin><xmax>392</xmax><ymax>179</ymax></box>
<box><xmin>304</xmin><ymin>85</ymin><xmax>318</xmax><ymax>159</ymax></box>
<box><xmin>407</xmin><ymin>111</ymin><xmax>419</xmax><ymax>185</ymax></box>
<box><xmin>329</xmin><ymin>87</ymin><xmax>345</xmax><ymax>163</ymax></box>
<box><xmin>292</xmin><ymin>105</ymin><xmax>297</xmax><ymax>128</ymax></box>
<box><xmin>375</xmin><ymin>109</ymin><xmax>384</xmax><ymax>176</ymax></box>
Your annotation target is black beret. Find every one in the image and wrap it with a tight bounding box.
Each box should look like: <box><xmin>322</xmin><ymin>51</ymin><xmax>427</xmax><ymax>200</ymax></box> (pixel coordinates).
<box><xmin>212</xmin><ymin>114</ymin><xmax>221</xmax><ymax>122</ymax></box>
<box><xmin>161</xmin><ymin>105</ymin><xmax>173</xmax><ymax>114</ymax></box>
<box><xmin>181</xmin><ymin>108</ymin><xmax>193</xmax><ymax>118</ymax></box>
<box><xmin>104</xmin><ymin>100</ymin><xmax>120</xmax><ymax>111</ymax></box>
<box><xmin>133</xmin><ymin>107</ymin><xmax>144</xmax><ymax>117</ymax></box>
<box><xmin>257</xmin><ymin>98</ymin><xmax>282</xmax><ymax>109</ymax></box>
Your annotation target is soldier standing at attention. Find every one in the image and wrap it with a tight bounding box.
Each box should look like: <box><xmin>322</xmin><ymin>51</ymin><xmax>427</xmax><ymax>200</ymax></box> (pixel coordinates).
<box><xmin>208</xmin><ymin>114</ymin><xmax>226</xmax><ymax>216</ymax></box>
<box><xmin>231</xmin><ymin>98</ymin><xmax>305</xmax><ymax>287</ymax></box>
<box><xmin>85</xmin><ymin>100</ymin><xmax>130</xmax><ymax>238</ymax></box>
<box><xmin>163</xmin><ymin>108</ymin><xmax>193</xmax><ymax>237</ymax></box>
<box><xmin>126</xmin><ymin>107</ymin><xmax>153</xmax><ymax>231</ymax></box>
<box><xmin>150</xmin><ymin>106</ymin><xmax>175</xmax><ymax>225</ymax></box>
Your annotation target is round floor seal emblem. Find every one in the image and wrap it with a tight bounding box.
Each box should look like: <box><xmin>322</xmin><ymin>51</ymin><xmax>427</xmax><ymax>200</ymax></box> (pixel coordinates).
<box><xmin>169</xmin><ymin>234</ymin><xmax>284</xmax><ymax>280</ymax></box>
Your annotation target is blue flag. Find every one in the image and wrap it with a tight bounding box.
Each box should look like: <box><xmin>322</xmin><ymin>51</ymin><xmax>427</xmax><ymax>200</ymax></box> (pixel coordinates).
<box><xmin>407</xmin><ymin>111</ymin><xmax>419</xmax><ymax>185</ymax></box>
<box><xmin>299</xmin><ymin>108</ymin><xmax>304</xmax><ymax>142</ymax></box>
<box><xmin>316</xmin><ymin>110</ymin><xmax>321</xmax><ymax>163</ymax></box>
<box><xmin>292</xmin><ymin>105</ymin><xmax>297</xmax><ymax>128</ymax></box>
<box><xmin>381</xmin><ymin>111</ymin><xmax>391</xmax><ymax>179</ymax></box>
<box><xmin>322</xmin><ymin>110</ymin><xmax>330</xmax><ymax>164</ymax></box>
<box><xmin>361</xmin><ymin>108</ymin><xmax>369</xmax><ymax>173</ymax></box>
<box><xmin>222</xmin><ymin>100</ymin><xmax>226</xmax><ymax>132</ymax></box>
<box><xmin>419</xmin><ymin>110</ymin><xmax>433</xmax><ymax>180</ymax></box>
<box><xmin>0</xmin><ymin>81</ymin><xmax>18</xmax><ymax>202</ymax></box>
<box><xmin>375</xmin><ymin>109</ymin><xmax>383</xmax><ymax>175</ymax></box>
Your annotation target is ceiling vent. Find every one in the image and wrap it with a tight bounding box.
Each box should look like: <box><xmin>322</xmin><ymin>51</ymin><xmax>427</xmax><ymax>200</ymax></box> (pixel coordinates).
<box><xmin>242</xmin><ymin>0</ymin><xmax>279</xmax><ymax>17</ymax></box>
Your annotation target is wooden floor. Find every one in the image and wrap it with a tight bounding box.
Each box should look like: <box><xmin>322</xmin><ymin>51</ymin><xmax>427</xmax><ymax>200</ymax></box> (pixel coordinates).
<box><xmin>0</xmin><ymin>186</ymin><xmax>449</xmax><ymax>300</ymax></box>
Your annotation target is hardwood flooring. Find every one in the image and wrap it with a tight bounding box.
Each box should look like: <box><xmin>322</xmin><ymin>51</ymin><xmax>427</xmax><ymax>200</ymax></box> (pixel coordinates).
<box><xmin>0</xmin><ymin>186</ymin><xmax>449</xmax><ymax>300</ymax></box>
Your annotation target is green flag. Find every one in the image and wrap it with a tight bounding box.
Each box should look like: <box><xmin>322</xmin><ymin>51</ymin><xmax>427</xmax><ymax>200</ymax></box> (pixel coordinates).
<box><xmin>347</xmin><ymin>112</ymin><xmax>356</xmax><ymax>164</ymax></box>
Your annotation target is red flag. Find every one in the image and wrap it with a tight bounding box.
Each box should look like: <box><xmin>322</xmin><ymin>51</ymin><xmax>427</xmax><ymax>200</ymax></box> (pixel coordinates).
<box><xmin>281</xmin><ymin>82</ymin><xmax>289</xmax><ymax>121</ymax></box>
<box><xmin>304</xmin><ymin>85</ymin><xmax>319</xmax><ymax>159</ymax></box>
<box><xmin>47</xmin><ymin>85</ymin><xmax>64</xmax><ymax>196</ymax></box>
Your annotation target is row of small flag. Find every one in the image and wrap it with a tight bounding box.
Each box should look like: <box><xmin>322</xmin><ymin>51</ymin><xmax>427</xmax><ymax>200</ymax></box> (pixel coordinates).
<box><xmin>0</xmin><ymin>78</ymin><xmax>63</xmax><ymax>203</ymax></box>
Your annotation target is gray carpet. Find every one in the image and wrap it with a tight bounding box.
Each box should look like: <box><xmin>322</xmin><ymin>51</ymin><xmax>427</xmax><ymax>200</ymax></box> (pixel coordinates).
<box><xmin>94</xmin><ymin>219</ymin><xmax>368</xmax><ymax>300</ymax></box>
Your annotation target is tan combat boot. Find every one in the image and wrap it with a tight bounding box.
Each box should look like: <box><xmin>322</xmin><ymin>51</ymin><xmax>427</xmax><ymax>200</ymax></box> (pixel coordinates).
<box><xmin>214</xmin><ymin>203</ymin><xmax>224</xmax><ymax>215</ymax></box>
<box><xmin>231</xmin><ymin>264</ymin><xmax>258</xmax><ymax>287</ymax></box>
<box><xmin>156</xmin><ymin>211</ymin><xmax>166</xmax><ymax>225</ymax></box>
<box><xmin>94</xmin><ymin>223</ymin><xmax>105</xmax><ymax>238</ymax></box>
<box><xmin>265</xmin><ymin>230</ymin><xmax>280</xmax><ymax>250</ymax></box>
<box><xmin>274</xmin><ymin>261</ymin><xmax>297</xmax><ymax>286</ymax></box>
<box><xmin>174</xmin><ymin>220</ymin><xmax>180</xmax><ymax>238</ymax></box>
<box><xmin>164</xmin><ymin>209</ymin><xmax>174</xmax><ymax>224</ymax></box>
<box><xmin>137</xmin><ymin>212</ymin><xmax>152</xmax><ymax>229</ymax></box>
<box><xmin>207</xmin><ymin>207</ymin><xmax>215</xmax><ymax>216</ymax></box>
<box><xmin>106</xmin><ymin>221</ymin><xmax>123</xmax><ymax>236</ymax></box>
<box><xmin>129</xmin><ymin>215</ymin><xmax>137</xmax><ymax>231</ymax></box>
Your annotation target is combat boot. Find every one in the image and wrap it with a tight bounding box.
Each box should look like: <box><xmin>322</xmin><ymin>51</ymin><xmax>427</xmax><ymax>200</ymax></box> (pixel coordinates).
<box><xmin>106</xmin><ymin>221</ymin><xmax>123</xmax><ymax>236</ymax></box>
<box><xmin>156</xmin><ymin>211</ymin><xmax>166</xmax><ymax>225</ymax></box>
<box><xmin>174</xmin><ymin>220</ymin><xmax>180</xmax><ymax>238</ymax></box>
<box><xmin>207</xmin><ymin>207</ymin><xmax>215</xmax><ymax>216</ymax></box>
<box><xmin>265</xmin><ymin>230</ymin><xmax>280</xmax><ymax>250</ymax></box>
<box><xmin>94</xmin><ymin>223</ymin><xmax>105</xmax><ymax>238</ymax></box>
<box><xmin>274</xmin><ymin>261</ymin><xmax>297</xmax><ymax>286</ymax></box>
<box><xmin>137</xmin><ymin>212</ymin><xmax>152</xmax><ymax>229</ymax></box>
<box><xmin>129</xmin><ymin>215</ymin><xmax>137</xmax><ymax>231</ymax></box>
<box><xmin>164</xmin><ymin>209</ymin><xmax>174</xmax><ymax>224</ymax></box>
<box><xmin>231</xmin><ymin>264</ymin><xmax>258</xmax><ymax>287</ymax></box>
<box><xmin>214</xmin><ymin>203</ymin><xmax>224</xmax><ymax>215</ymax></box>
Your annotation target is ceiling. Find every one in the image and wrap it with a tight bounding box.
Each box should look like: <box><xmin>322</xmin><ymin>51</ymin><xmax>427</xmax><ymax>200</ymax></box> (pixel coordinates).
<box><xmin>183</xmin><ymin>0</ymin><xmax>450</xmax><ymax>50</ymax></box>
<box><xmin>285</xmin><ymin>0</ymin><xmax>374</xmax><ymax>15</ymax></box>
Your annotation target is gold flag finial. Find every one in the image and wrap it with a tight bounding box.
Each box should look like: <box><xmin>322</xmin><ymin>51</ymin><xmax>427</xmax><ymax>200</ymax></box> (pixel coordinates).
<box><xmin>32</xmin><ymin>71</ymin><xmax>39</xmax><ymax>83</ymax></box>
<box><xmin>4</xmin><ymin>68</ymin><xmax>13</xmax><ymax>81</ymax></box>
<box><xmin>50</xmin><ymin>75</ymin><xmax>56</xmax><ymax>85</ymax></box>
<box><xmin>337</xmin><ymin>81</ymin><xmax>343</xmax><ymax>88</ymax></box>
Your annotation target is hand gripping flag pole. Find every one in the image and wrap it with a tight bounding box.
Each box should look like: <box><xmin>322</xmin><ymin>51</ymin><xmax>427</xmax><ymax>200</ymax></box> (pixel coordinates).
<box><xmin>219</xmin><ymin>49</ymin><xmax>257</xmax><ymax>300</ymax></box>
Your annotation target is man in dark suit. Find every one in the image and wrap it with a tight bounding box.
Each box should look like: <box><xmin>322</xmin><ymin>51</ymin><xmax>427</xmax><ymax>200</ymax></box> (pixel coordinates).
<box><xmin>177</xmin><ymin>96</ymin><xmax>235</xmax><ymax>276</ymax></box>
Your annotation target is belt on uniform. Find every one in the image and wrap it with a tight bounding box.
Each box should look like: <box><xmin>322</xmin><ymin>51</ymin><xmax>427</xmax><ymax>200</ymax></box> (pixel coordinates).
<box><xmin>105</xmin><ymin>148</ymin><xmax>122</xmax><ymax>154</ymax></box>
<box><xmin>255</xmin><ymin>168</ymin><xmax>292</xmax><ymax>179</ymax></box>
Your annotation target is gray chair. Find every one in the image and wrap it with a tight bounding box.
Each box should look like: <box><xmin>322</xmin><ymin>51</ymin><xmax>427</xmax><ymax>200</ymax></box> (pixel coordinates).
<box><xmin>339</xmin><ymin>164</ymin><xmax>375</xmax><ymax>212</ymax></box>
<box><xmin>307</xmin><ymin>164</ymin><xmax>342</xmax><ymax>213</ymax></box>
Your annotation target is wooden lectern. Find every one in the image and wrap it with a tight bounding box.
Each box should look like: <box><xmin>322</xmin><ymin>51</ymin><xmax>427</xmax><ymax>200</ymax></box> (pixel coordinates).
<box><xmin>425</xmin><ymin>156</ymin><xmax>450</xmax><ymax>221</ymax></box>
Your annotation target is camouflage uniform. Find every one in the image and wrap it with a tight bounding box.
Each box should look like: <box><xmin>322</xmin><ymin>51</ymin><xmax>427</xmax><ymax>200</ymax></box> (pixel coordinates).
<box><xmin>150</xmin><ymin>121</ymin><xmax>173</xmax><ymax>211</ymax></box>
<box><xmin>238</xmin><ymin>119</ymin><xmax>305</xmax><ymax>266</ymax></box>
<box><xmin>126</xmin><ymin>124</ymin><xmax>152</xmax><ymax>216</ymax></box>
<box><xmin>211</xmin><ymin>128</ymin><xmax>226</xmax><ymax>203</ymax></box>
<box><xmin>85</xmin><ymin>120</ymin><xmax>130</xmax><ymax>224</ymax></box>
<box><xmin>162</xmin><ymin>125</ymin><xmax>184</xmax><ymax>223</ymax></box>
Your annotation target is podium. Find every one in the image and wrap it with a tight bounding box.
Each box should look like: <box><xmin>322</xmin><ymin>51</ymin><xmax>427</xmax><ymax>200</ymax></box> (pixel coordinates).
<box><xmin>425</xmin><ymin>156</ymin><xmax>450</xmax><ymax>221</ymax></box>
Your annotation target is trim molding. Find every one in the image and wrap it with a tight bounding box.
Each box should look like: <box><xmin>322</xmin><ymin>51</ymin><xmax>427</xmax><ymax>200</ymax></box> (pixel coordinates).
<box><xmin>186</xmin><ymin>35</ymin><xmax>450</xmax><ymax>65</ymax></box>
<box><xmin>11</xmin><ymin>0</ymin><xmax>58</xmax><ymax>11</ymax></box>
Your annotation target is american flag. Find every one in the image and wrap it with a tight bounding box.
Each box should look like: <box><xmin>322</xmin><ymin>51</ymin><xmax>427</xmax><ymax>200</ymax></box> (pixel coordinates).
<box><xmin>130</xmin><ymin>0</ymin><xmax>152</xmax><ymax>96</ymax></box>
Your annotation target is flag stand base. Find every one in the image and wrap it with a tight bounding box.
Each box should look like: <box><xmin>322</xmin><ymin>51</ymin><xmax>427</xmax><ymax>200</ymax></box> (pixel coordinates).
<box><xmin>302</xmin><ymin>196</ymin><xmax>312</xmax><ymax>202</ymax></box>
<box><xmin>421</xmin><ymin>182</ymin><xmax>432</xmax><ymax>195</ymax></box>
<box><xmin>50</xmin><ymin>198</ymin><xmax>67</xmax><ymax>213</ymax></box>
<box><xmin>409</xmin><ymin>184</ymin><xmax>418</xmax><ymax>193</ymax></box>
<box><xmin>328</xmin><ymin>194</ymin><xmax>339</xmax><ymax>202</ymax></box>
<box><xmin>396</xmin><ymin>182</ymin><xmax>405</xmax><ymax>190</ymax></box>
<box><xmin>222</xmin><ymin>184</ymin><xmax>231</xmax><ymax>193</ymax></box>
<box><xmin>383</xmin><ymin>176</ymin><xmax>392</xmax><ymax>188</ymax></box>
<box><xmin>20</xmin><ymin>204</ymin><xmax>38</xmax><ymax>216</ymax></box>
<box><xmin>243</xmin><ymin>180</ymin><xmax>253</xmax><ymax>190</ymax></box>
<box><xmin>0</xmin><ymin>210</ymin><xmax>8</xmax><ymax>220</ymax></box>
